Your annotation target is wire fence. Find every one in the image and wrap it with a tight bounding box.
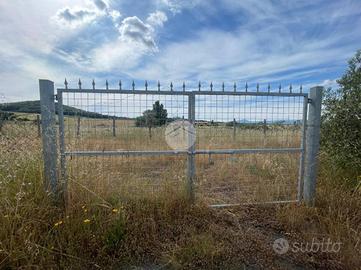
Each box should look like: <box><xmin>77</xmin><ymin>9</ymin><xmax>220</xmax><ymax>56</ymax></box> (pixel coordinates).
<box><xmin>49</xmin><ymin>80</ymin><xmax>311</xmax><ymax>206</ymax></box>
<box><xmin>0</xmin><ymin>80</ymin><xmax>323</xmax><ymax>207</ymax></box>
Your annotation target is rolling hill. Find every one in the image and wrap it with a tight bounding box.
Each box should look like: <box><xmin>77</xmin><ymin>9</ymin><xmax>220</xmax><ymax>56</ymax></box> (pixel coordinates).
<box><xmin>0</xmin><ymin>100</ymin><xmax>126</xmax><ymax>119</ymax></box>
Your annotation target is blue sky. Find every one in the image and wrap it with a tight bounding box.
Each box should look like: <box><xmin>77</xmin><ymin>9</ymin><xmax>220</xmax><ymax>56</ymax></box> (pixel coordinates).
<box><xmin>0</xmin><ymin>0</ymin><xmax>361</xmax><ymax>102</ymax></box>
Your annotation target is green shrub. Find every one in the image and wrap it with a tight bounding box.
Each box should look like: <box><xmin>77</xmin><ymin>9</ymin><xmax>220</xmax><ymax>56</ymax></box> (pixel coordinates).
<box><xmin>321</xmin><ymin>50</ymin><xmax>361</xmax><ymax>174</ymax></box>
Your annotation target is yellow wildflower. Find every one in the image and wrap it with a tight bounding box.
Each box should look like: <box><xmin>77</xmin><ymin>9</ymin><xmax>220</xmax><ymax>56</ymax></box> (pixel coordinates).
<box><xmin>54</xmin><ymin>220</ymin><xmax>63</xmax><ymax>227</ymax></box>
<box><xmin>112</xmin><ymin>208</ymin><xmax>119</xmax><ymax>213</ymax></box>
<box><xmin>83</xmin><ymin>219</ymin><xmax>91</xmax><ymax>224</ymax></box>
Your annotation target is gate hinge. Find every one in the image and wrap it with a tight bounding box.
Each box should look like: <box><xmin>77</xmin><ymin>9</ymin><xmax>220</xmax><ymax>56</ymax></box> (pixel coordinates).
<box><xmin>307</xmin><ymin>98</ymin><xmax>312</xmax><ymax>103</ymax></box>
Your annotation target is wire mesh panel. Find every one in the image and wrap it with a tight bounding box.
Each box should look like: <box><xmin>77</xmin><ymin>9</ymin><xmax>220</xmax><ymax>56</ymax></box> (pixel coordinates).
<box><xmin>195</xmin><ymin>95</ymin><xmax>304</xmax><ymax>149</ymax></box>
<box><xmin>57</xmin><ymin>81</ymin><xmax>308</xmax><ymax>206</ymax></box>
<box><xmin>62</xmin><ymin>92</ymin><xmax>188</xmax><ymax>151</ymax></box>
<box><xmin>59</xmin><ymin>89</ymin><xmax>190</xmax><ymax>201</ymax></box>
<box><xmin>194</xmin><ymin>94</ymin><xmax>306</xmax><ymax>205</ymax></box>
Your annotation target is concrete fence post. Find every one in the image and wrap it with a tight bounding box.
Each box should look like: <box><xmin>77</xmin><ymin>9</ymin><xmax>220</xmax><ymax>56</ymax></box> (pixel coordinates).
<box><xmin>39</xmin><ymin>79</ymin><xmax>58</xmax><ymax>195</ymax></box>
<box><xmin>303</xmin><ymin>86</ymin><xmax>323</xmax><ymax>205</ymax></box>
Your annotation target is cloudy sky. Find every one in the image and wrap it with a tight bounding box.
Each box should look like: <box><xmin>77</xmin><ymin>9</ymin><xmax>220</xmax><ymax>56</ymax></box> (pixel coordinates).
<box><xmin>0</xmin><ymin>0</ymin><xmax>361</xmax><ymax>102</ymax></box>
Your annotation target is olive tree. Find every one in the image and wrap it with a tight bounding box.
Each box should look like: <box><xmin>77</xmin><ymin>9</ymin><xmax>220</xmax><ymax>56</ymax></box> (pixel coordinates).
<box><xmin>321</xmin><ymin>50</ymin><xmax>361</xmax><ymax>173</ymax></box>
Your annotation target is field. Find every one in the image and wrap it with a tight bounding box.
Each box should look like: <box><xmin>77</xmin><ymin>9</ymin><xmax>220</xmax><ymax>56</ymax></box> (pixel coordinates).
<box><xmin>62</xmin><ymin>116</ymin><xmax>301</xmax><ymax>205</ymax></box>
<box><xmin>1</xmin><ymin>116</ymin><xmax>361</xmax><ymax>269</ymax></box>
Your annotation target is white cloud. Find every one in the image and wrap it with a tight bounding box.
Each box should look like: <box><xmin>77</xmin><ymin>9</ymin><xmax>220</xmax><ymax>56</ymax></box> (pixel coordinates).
<box><xmin>146</xmin><ymin>11</ymin><xmax>168</xmax><ymax>27</ymax></box>
<box><xmin>320</xmin><ymin>79</ymin><xmax>339</xmax><ymax>89</ymax></box>
<box><xmin>91</xmin><ymin>40</ymin><xmax>148</xmax><ymax>71</ymax></box>
<box><xmin>158</xmin><ymin>0</ymin><xmax>201</xmax><ymax>14</ymax></box>
<box><xmin>119</xmin><ymin>16</ymin><xmax>157</xmax><ymax>51</ymax></box>
<box><xmin>53</xmin><ymin>0</ymin><xmax>121</xmax><ymax>28</ymax></box>
<box><xmin>129</xmin><ymin>24</ymin><xmax>356</xmax><ymax>83</ymax></box>
<box><xmin>92</xmin><ymin>0</ymin><xmax>108</xmax><ymax>11</ymax></box>
<box><xmin>109</xmin><ymin>10</ymin><xmax>122</xmax><ymax>25</ymax></box>
<box><xmin>90</xmin><ymin>13</ymin><xmax>167</xmax><ymax>71</ymax></box>
<box><xmin>55</xmin><ymin>7</ymin><xmax>98</xmax><ymax>27</ymax></box>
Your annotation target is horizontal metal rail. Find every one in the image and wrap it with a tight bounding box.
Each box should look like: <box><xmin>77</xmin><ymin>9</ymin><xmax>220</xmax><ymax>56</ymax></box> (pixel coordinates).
<box><xmin>58</xmin><ymin>88</ymin><xmax>308</xmax><ymax>97</ymax></box>
<box><xmin>209</xmin><ymin>199</ymin><xmax>299</xmax><ymax>208</ymax></box>
<box><xmin>64</xmin><ymin>150</ymin><xmax>188</xmax><ymax>157</ymax></box>
<box><xmin>195</xmin><ymin>148</ymin><xmax>301</xmax><ymax>154</ymax></box>
<box><xmin>64</xmin><ymin>148</ymin><xmax>302</xmax><ymax>157</ymax></box>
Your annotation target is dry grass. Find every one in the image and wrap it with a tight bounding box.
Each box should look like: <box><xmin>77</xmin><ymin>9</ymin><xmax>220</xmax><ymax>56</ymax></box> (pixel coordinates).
<box><xmin>0</xmin><ymin>119</ymin><xmax>360</xmax><ymax>269</ymax></box>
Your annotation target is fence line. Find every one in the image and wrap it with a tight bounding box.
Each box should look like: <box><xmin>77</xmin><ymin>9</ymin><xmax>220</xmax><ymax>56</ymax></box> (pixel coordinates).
<box><xmin>38</xmin><ymin>79</ymin><xmax>322</xmax><ymax>206</ymax></box>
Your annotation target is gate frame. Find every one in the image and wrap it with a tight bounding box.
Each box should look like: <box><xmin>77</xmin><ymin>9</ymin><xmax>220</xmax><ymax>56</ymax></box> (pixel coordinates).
<box><xmin>39</xmin><ymin>79</ymin><xmax>322</xmax><ymax>206</ymax></box>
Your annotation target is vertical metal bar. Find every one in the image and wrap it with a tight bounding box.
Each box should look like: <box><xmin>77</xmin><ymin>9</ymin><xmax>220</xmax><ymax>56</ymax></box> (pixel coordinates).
<box><xmin>76</xmin><ymin>116</ymin><xmax>81</xmax><ymax>136</ymax></box>
<box><xmin>263</xmin><ymin>119</ymin><xmax>267</xmax><ymax>135</ymax></box>
<box><xmin>233</xmin><ymin>118</ymin><xmax>236</xmax><ymax>141</ymax></box>
<box><xmin>303</xmin><ymin>86</ymin><xmax>323</xmax><ymax>205</ymax></box>
<box><xmin>297</xmin><ymin>96</ymin><xmax>308</xmax><ymax>201</ymax></box>
<box><xmin>112</xmin><ymin>116</ymin><xmax>116</xmax><ymax>137</ymax></box>
<box><xmin>36</xmin><ymin>115</ymin><xmax>41</xmax><ymax>138</ymax></box>
<box><xmin>39</xmin><ymin>80</ymin><xmax>58</xmax><ymax>196</ymax></box>
<box><xmin>187</xmin><ymin>93</ymin><xmax>196</xmax><ymax>202</ymax></box>
<box><xmin>57</xmin><ymin>89</ymin><xmax>67</xmax><ymax>202</ymax></box>
<box><xmin>263</xmin><ymin>119</ymin><xmax>267</xmax><ymax>146</ymax></box>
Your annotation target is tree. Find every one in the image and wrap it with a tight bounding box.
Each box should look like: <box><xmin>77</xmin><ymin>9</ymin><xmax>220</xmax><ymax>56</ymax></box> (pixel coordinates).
<box><xmin>151</xmin><ymin>101</ymin><xmax>168</xmax><ymax>125</ymax></box>
<box><xmin>135</xmin><ymin>101</ymin><xmax>168</xmax><ymax>138</ymax></box>
<box><xmin>321</xmin><ymin>49</ymin><xmax>361</xmax><ymax>172</ymax></box>
<box><xmin>0</xmin><ymin>111</ymin><xmax>14</xmax><ymax>132</ymax></box>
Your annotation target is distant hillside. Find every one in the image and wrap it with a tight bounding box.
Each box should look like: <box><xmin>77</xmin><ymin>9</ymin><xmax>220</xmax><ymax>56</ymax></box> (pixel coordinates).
<box><xmin>0</xmin><ymin>100</ymin><xmax>126</xmax><ymax>119</ymax></box>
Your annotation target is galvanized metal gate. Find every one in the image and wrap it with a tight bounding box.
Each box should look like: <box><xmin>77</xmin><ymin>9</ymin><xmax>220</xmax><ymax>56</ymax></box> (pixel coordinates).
<box><xmin>39</xmin><ymin>79</ymin><xmax>322</xmax><ymax>206</ymax></box>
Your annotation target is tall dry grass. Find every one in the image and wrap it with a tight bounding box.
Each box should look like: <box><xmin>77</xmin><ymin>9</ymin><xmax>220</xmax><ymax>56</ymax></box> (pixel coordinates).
<box><xmin>1</xmin><ymin>119</ymin><xmax>360</xmax><ymax>269</ymax></box>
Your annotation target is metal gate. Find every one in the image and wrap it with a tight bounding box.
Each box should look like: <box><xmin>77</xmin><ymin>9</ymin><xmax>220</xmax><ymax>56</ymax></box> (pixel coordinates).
<box><xmin>38</xmin><ymin>79</ymin><xmax>322</xmax><ymax>207</ymax></box>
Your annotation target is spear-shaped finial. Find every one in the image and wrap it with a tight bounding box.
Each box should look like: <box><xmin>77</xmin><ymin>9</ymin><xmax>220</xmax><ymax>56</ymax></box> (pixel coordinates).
<box><xmin>170</xmin><ymin>82</ymin><xmax>173</xmax><ymax>91</ymax></box>
<box><xmin>157</xmin><ymin>81</ymin><xmax>160</xmax><ymax>91</ymax></box>
<box><xmin>78</xmin><ymin>78</ymin><xmax>82</xmax><ymax>90</ymax></box>
<box><xmin>256</xmin><ymin>83</ymin><xmax>259</xmax><ymax>92</ymax></box>
<box><xmin>64</xmin><ymin>78</ymin><xmax>68</xmax><ymax>89</ymax></box>
<box><xmin>279</xmin><ymin>84</ymin><xmax>282</xmax><ymax>93</ymax></box>
<box><xmin>268</xmin><ymin>83</ymin><xmax>271</xmax><ymax>92</ymax></box>
<box><xmin>222</xmin><ymin>82</ymin><xmax>225</xmax><ymax>92</ymax></box>
<box><xmin>92</xmin><ymin>79</ymin><xmax>95</xmax><ymax>90</ymax></box>
<box><xmin>198</xmin><ymin>81</ymin><xmax>201</xmax><ymax>91</ymax></box>
<box><xmin>234</xmin><ymin>82</ymin><xmax>237</xmax><ymax>92</ymax></box>
<box><xmin>105</xmin><ymin>80</ymin><xmax>109</xmax><ymax>90</ymax></box>
<box><xmin>145</xmin><ymin>80</ymin><xmax>148</xmax><ymax>91</ymax></box>
<box><xmin>132</xmin><ymin>80</ymin><xmax>135</xmax><ymax>91</ymax></box>
<box><xmin>182</xmin><ymin>81</ymin><xmax>185</xmax><ymax>92</ymax></box>
<box><xmin>289</xmin><ymin>84</ymin><xmax>292</xmax><ymax>93</ymax></box>
<box><xmin>245</xmin><ymin>82</ymin><xmax>248</xmax><ymax>92</ymax></box>
<box><xmin>300</xmin><ymin>84</ymin><xmax>303</xmax><ymax>93</ymax></box>
<box><xmin>119</xmin><ymin>80</ymin><xmax>122</xmax><ymax>90</ymax></box>
<box><xmin>210</xmin><ymin>82</ymin><xmax>213</xmax><ymax>91</ymax></box>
